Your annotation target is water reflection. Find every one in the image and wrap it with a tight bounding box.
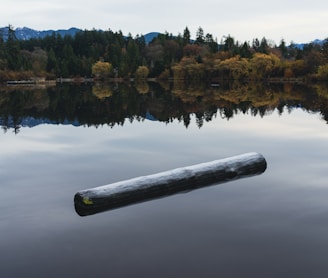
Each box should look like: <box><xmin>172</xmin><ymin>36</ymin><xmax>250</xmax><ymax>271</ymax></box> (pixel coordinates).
<box><xmin>1</xmin><ymin>81</ymin><xmax>328</xmax><ymax>133</ymax></box>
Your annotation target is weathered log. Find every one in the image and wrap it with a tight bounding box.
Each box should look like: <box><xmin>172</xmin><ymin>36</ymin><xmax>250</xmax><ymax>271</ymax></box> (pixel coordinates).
<box><xmin>74</xmin><ymin>152</ymin><xmax>267</xmax><ymax>216</ymax></box>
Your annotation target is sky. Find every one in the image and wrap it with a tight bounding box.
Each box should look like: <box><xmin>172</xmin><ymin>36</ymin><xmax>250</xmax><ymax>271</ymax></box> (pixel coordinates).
<box><xmin>3</xmin><ymin>0</ymin><xmax>328</xmax><ymax>44</ymax></box>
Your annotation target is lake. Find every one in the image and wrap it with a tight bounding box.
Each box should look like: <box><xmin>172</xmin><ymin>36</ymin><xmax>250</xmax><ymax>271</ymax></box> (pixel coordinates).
<box><xmin>1</xmin><ymin>82</ymin><xmax>328</xmax><ymax>277</ymax></box>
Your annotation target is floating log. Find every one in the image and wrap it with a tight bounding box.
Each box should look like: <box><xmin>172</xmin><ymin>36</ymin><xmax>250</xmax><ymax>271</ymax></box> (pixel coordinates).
<box><xmin>74</xmin><ymin>152</ymin><xmax>267</xmax><ymax>216</ymax></box>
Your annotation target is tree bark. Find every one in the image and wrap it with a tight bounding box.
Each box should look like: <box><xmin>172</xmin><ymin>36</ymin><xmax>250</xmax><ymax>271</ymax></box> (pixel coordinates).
<box><xmin>74</xmin><ymin>152</ymin><xmax>267</xmax><ymax>216</ymax></box>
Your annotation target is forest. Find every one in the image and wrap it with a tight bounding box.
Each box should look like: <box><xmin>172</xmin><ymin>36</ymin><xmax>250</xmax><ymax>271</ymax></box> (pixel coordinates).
<box><xmin>0</xmin><ymin>25</ymin><xmax>328</xmax><ymax>82</ymax></box>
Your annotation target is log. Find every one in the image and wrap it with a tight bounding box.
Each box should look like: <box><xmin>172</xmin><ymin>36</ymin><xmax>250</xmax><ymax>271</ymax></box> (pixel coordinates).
<box><xmin>74</xmin><ymin>152</ymin><xmax>267</xmax><ymax>216</ymax></box>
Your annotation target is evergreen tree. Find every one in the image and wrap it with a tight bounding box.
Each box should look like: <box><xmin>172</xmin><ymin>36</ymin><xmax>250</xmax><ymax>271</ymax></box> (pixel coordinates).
<box><xmin>195</xmin><ymin>27</ymin><xmax>205</xmax><ymax>45</ymax></box>
<box><xmin>6</xmin><ymin>25</ymin><xmax>21</xmax><ymax>70</ymax></box>
<box><xmin>321</xmin><ymin>38</ymin><xmax>328</xmax><ymax>62</ymax></box>
<box><xmin>205</xmin><ymin>33</ymin><xmax>218</xmax><ymax>53</ymax></box>
<box><xmin>183</xmin><ymin>27</ymin><xmax>191</xmax><ymax>46</ymax></box>
<box><xmin>239</xmin><ymin>41</ymin><xmax>252</xmax><ymax>58</ymax></box>
<box><xmin>126</xmin><ymin>38</ymin><xmax>140</xmax><ymax>75</ymax></box>
<box><xmin>259</xmin><ymin>37</ymin><xmax>269</xmax><ymax>54</ymax></box>
<box><xmin>279</xmin><ymin>39</ymin><xmax>288</xmax><ymax>58</ymax></box>
<box><xmin>252</xmin><ymin>38</ymin><xmax>260</xmax><ymax>52</ymax></box>
<box><xmin>46</xmin><ymin>48</ymin><xmax>57</xmax><ymax>73</ymax></box>
<box><xmin>0</xmin><ymin>28</ymin><xmax>6</xmax><ymax>69</ymax></box>
<box><xmin>223</xmin><ymin>35</ymin><xmax>235</xmax><ymax>52</ymax></box>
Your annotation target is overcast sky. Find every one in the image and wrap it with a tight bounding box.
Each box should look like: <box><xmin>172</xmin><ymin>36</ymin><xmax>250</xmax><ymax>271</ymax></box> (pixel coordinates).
<box><xmin>3</xmin><ymin>0</ymin><xmax>328</xmax><ymax>44</ymax></box>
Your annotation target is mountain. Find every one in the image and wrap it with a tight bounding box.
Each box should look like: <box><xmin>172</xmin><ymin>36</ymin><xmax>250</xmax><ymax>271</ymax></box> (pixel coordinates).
<box><xmin>143</xmin><ymin>32</ymin><xmax>160</xmax><ymax>43</ymax></box>
<box><xmin>0</xmin><ymin>26</ymin><xmax>160</xmax><ymax>43</ymax></box>
<box><xmin>15</xmin><ymin>27</ymin><xmax>81</xmax><ymax>40</ymax></box>
<box><xmin>293</xmin><ymin>39</ymin><xmax>326</xmax><ymax>50</ymax></box>
<box><xmin>0</xmin><ymin>26</ymin><xmax>82</xmax><ymax>40</ymax></box>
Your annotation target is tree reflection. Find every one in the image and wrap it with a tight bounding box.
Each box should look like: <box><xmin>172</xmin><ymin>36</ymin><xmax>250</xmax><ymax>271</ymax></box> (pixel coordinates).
<box><xmin>1</xmin><ymin>81</ymin><xmax>328</xmax><ymax>132</ymax></box>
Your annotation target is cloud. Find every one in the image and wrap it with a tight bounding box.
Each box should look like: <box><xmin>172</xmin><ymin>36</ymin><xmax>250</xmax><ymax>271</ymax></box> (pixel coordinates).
<box><xmin>2</xmin><ymin>0</ymin><xmax>328</xmax><ymax>43</ymax></box>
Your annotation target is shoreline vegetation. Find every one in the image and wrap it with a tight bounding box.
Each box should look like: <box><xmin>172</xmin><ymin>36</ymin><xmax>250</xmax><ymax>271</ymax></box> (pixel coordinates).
<box><xmin>3</xmin><ymin>76</ymin><xmax>307</xmax><ymax>86</ymax></box>
<box><xmin>0</xmin><ymin>25</ymin><xmax>327</xmax><ymax>84</ymax></box>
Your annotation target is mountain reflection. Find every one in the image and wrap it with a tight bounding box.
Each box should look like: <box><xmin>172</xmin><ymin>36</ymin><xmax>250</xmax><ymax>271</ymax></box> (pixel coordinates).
<box><xmin>1</xmin><ymin>81</ymin><xmax>328</xmax><ymax>133</ymax></box>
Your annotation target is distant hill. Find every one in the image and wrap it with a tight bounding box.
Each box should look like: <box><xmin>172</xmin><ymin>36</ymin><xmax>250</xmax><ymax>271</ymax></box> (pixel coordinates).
<box><xmin>0</xmin><ymin>26</ymin><xmax>325</xmax><ymax>47</ymax></box>
<box><xmin>0</xmin><ymin>26</ymin><xmax>160</xmax><ymax>44</ymax></box>
<box><xmin>293</xmin><ymin>39</ymin><xmax>326</xmax><ymax>50</ymax></box>
<box><xmin>15</xmin><ymin>27</ymin><xmax>81</xmax><ymax>40</ymax></box>
<box><xmin>0</xmin><ymin>26</ymin><xmax>81</xmax><ymax>40</ymax></box>
<box><xmin>143</xmin><ymin>32</ymin><xmax>161</xmax><ymax>43</ymax></box>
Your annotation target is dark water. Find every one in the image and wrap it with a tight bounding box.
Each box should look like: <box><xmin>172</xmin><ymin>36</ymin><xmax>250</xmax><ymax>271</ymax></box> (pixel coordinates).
<box><xmin>1</xmin><ymin>82</ymin><xmax>328</xmax><ymax>277</ymax></box>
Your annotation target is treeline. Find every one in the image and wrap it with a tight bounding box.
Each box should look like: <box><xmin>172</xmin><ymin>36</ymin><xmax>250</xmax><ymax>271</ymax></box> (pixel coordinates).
<box><xmin>0</xmin><ymin>25</ymin><xmax>328</xmax><ymax>81</ymax></box>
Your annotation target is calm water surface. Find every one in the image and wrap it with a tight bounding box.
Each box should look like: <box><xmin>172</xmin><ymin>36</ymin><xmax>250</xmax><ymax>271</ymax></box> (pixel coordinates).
<box><xmin>1</xmin><ymin>83</ymin><xmax>328</xmax><ymax>277</ymax></box>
